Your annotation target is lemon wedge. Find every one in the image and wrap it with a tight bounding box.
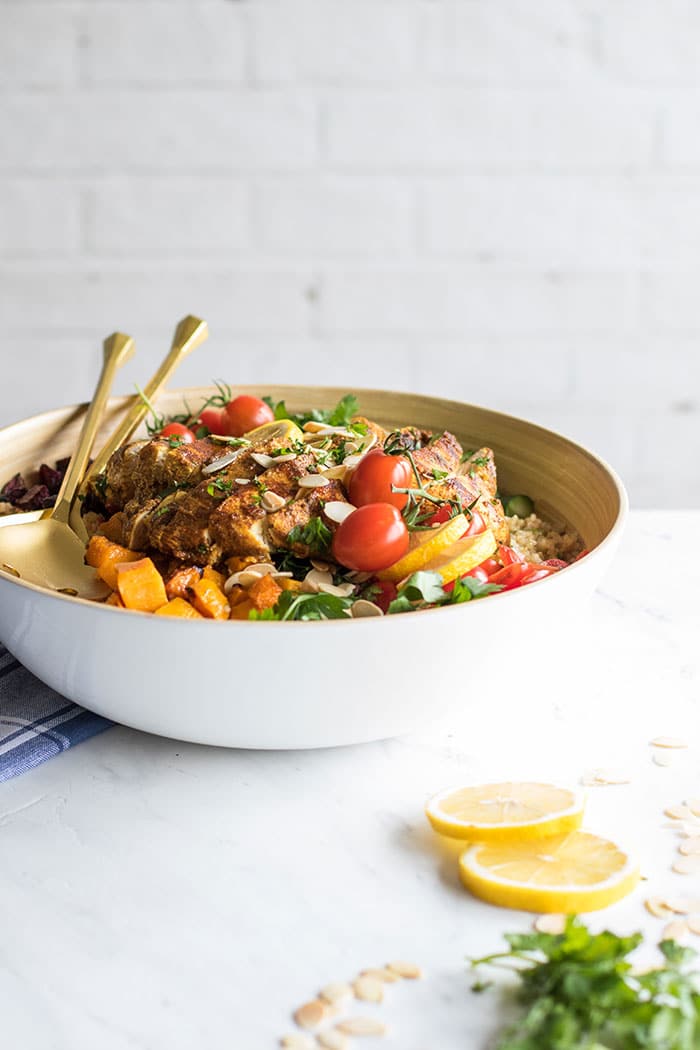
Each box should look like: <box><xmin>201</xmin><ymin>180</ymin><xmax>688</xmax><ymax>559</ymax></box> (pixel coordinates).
<box><xmin>425</xmin><ymin>782</ymin><xmax>585</xmax><ymax>842</ymax></box>
<box><xmin>245</xmin><ymin>420</ymin><xmax>303</xmax><ymax>447</ymax></box>
<box><xmin>420</xmin><ymin>529</ymin><xmax>497</xmax><ymax>585</ymax></box>
<box><xmin>459</xmin><ymin>830</ymin><xmax>640</xmax><ymax>913</ymax></box>
<box><xmin>377</xmin><ymin>514</ymin><xmax>469</xmax><ymax>583</ymax></box>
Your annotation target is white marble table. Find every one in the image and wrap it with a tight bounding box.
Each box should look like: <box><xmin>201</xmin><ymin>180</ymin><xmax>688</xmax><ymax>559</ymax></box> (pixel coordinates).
<box><xmin>1</xmin><ymin>510</ymin><xmax>698</xmax><ymax>1050</ymax></box>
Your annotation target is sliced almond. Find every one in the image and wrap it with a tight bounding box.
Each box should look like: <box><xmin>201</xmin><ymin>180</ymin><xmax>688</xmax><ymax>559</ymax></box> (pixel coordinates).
<box><xmin>336</xmin><ymin>1017</ymin><xmax>387</xmax><ymax>1037</ymax></box>
<box><xmin>302</xmin><ymin>569</ymin><xmax>333</xmax><ymax>594</ymax></box>
<box><xmin>645</xmin><ymin>897</ymin><xmax>674</xmax><ymax>918</ymax></box>
<box><xmin>318</xmin><ymin>581</ymin><xmax>355</xmax><ymax>598</ymax></box>
<box><xmin>679</xmin><ymin>837</ymin><xmax>700</xmax><ymax>856</ymax></box>
<box><xmin>651</xmin><ymin>736</ymin><xmax>688</xmax><ymax>749</ymax></box>
<box><xmin>687</xmin><ymin>799</ymin><xmax>700</xmax><ymax>817</ymax></box>
<box><xmin>298</xmin><ymin>475</ymin><xmax>330</xmax><ymax>489</ymax></box>
<box><xmin>310</xmin><ymin>558</ymin><xmax>332</xmax><ymax>572</ymax></box>
<box><xmin>251</xmin><ymin>452</ymin><xmax>275</xmax><ymax>469</ymax></box>
<box><xmin>302</xmin><ymin>422</ymin><xmax>353</xmax><ymax>436</ymax></box>
<box><xmin>201</xmin><ymin>450</ymin><xmax>240</xmax><ymax>474</ymax></box>
<box><xmin>261</xmin><ymin>491</ymin><xmax>287</xmax><ymax>512</ymax></box>
<box><xmin>293</xmin><ymin>1000</ymin><xmax>329</xmax><ymax>1031</ymax></box>
<box><xmin>673</xmin><ymin>856</ymin><xmax>700</xmax><ymax>875</ymax></box>
<box><xmin>663</xmin><ymin>919</ymin><xmax>690</xmax><ymax>941</ymax></box>
<box><xmin>353</xmin><ymin>976</ymin><xmax>383</xmax><ymax>1003</ymax></box>
<box><xmin>653</xmin><ymin>751</ymin><xmax>674</xmax><ymax>767</ymax></box>
<box><xmin>271</xmin><ymin>452</ymin><xmax>298</xmax><ymax>463</ymax></box>
<box><xmin>319</xmin><ymin>982</ymin><xmax>353</xmax><ymax>1006</ymax></box>
<box><xmin>323</xmin><ymin>501</ymin><xmax>356</xmax><ymax>525</ymax></box>
<box><xmin>533</xmin><ymin>914</ymin><xmax>567</xmax><ymax>934</ymax></box>
<box><xmin>342</xmin><ymin>454</ymin><xmax>364</xmax><ymax>470</ymax></box>
<box><xmin>359</xmin><ymin>967</ymin><xmax>400</xmax><ymax>983</ymax></box>
<box><xmin>665</xmin><ymin>804</ymin><xmax>693</xmax><ymax>820</ymax></box>
<box><xmin>318</xmin><ymin>1031</ymin><xmax>349</xmax><ymax>1050</ymax></box>
<box><xmin>687</xmin><ymin>916</ymin><xmax>700</xmax><ymax>935</ymax></box>
<box><xmin>320</xmin><ymin>465</ymin><xmax>348</xmax><ymax>481</ymax></box>
<box><xmin>351</xmin><ymin>599</ymin><xmax>384</xmax><ymax>618</ymax></box>
<box><xmin>280</xmin><ymin>1036</ymin><xmax>316</xmax><ymax>1050</ymax></box>
<box><xmin>386</xmin><ymin>960</ymin><xmax>422</xmax><ymax>979</ymax></box>
<box><xmin>592</xmin><ymin>769</ymin><xmax>631</xmax><ymax>786</ymax></box>
<box><xmin>663</xmin><ymin>897</ymin><xmax>700</xmax><ymax>915</ymax></box>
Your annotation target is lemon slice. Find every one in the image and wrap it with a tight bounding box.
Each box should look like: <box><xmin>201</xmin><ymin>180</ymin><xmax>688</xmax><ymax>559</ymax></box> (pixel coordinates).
<box><xmin>459</xmin><ymin>830</ymin><xmax>640</xmax><ymax>913</ymax></box>
<box><xmin>377</xmin><ymin>514</ymin><xmax>469</xmax><ymax>582</ymax></box>
<box><xmin>244</xmin><ymin>420</ymin><xmax>303</xmax><ymax>447</ymax></box>
<box><xmin>426</xmin><ymin>781</ymin><xmax>585</xmax><ymax>842</ymax></box>
<box><xmin>419</xmin><ymin>529</ymin><xmax>497</xmax><ymax>586</ymax></box>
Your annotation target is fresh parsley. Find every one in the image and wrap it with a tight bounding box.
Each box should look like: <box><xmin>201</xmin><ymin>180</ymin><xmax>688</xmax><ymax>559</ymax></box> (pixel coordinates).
<box><xmin>250</xmin><ymin>590</ymin><xmax>352</xmax><ymax>621</ymax></box>
<box><xmin>470</xmin><ymin>916</ymin><xmax>700</xmax><ymax>1050</ymax></box>
<box><xmin>263</xmin><ymin>394</ymin><xmax>360</xmax><ymax>430</ymax></box>
<box><xmin>387</xmin><ymin>570</ymin><xmax>502</xmax><ymax>615</ymax></box>
<box><xmin>287</xmin><ymin>515</ymin><xmax>333</xmax><ymax>555</ymax></box>
<box><xmin>206</xmin><ymin>477</ymin><xmax>234</xmax><ymax>499</ymax></box>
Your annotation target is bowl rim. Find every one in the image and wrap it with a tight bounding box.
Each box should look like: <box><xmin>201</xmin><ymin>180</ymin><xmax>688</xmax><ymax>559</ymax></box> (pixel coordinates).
<box><xmin>0</xmin><ymin>385</ymin><xmax>628</xmax><ymax>625</ymax></box>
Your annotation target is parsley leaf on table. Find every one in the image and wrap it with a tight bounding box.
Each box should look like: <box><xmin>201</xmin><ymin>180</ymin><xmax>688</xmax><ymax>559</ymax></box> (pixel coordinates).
<box><xmin>470</xmin><ymin>916</ymin><xmax>700</xmax><ymax>1050</ymax></box>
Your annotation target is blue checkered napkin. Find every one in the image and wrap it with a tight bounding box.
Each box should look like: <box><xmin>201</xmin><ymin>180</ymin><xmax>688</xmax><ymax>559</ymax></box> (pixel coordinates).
<box><xmin>0</xmin><ymin>643</ymin><xmax>112</xmax><ymax>782</ymax></box>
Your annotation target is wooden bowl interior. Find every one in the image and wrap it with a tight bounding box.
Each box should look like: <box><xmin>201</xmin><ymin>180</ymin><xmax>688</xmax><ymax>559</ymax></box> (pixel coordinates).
<box><xmin>0</xmin><ymin>386</ymin><xmax>622</xmax><ymax>550</ymax></box>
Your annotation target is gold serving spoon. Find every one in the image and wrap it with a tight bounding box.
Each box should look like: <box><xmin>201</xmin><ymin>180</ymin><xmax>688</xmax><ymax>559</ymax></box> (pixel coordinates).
<box><xmin>0</xmin><ymin>332</ymin><xmax>135</xmax><ymax>597</ymax></box>
<box><xmin>0</xmin><ymin>315</ymin><xmax>208</xmax><ymax>597</ymax></box>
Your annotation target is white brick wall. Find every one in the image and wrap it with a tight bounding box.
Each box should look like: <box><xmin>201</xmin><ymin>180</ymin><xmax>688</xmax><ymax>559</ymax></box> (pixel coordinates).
<box><xmin>0</xmin><ymin>0</ymin><xmax>698</xmax><ymax>507</ymax></box>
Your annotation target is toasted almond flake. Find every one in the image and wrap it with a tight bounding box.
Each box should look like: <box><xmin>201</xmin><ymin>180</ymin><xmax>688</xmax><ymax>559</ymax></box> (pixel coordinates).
<box><xmin>359</xmin><ymin>967</ymin><xmax>400</xmax><ymax>983</ymax></box>
<box><xmin>317</xmin><ymin>1031</ymin><xmax>349</xmax><ymax>1050</ymax></box>
<box><xmin>319</xmin><ymin>982</ymin><xmax>353</xmax><ymax>1006</ymax></box>
<box><xmin>386</xmin><ymin>960</ymin><xmax>422</xmax><ymax>980</ymax></box>
<box><xmin>663</xmin><ymin>919</ymin><xmax>690</xmax><ymax>941</ymax></box>
<box><xmin>271</xmin><ymin>452</ymin><xmax>298</xmax><ymax>463</ymax></box>
<box><xmin>318</xmin><ymin>581</ymin><xmax>355</xmax><ymax>598</ymax></box>
<box><xmin>261</xmin><ymin>491</ymin><xmax>287</xmax><ymax>512</ymax></box>
<box><xmin>351</xmin><ymin>599</ymin><xmax>384</xmax><ymax>618</ymax></box>
<box><xmin>342</xmin><ymin>454</ymin><xmax>363</xmax><ymax>470</ymax></box>
<box><xmin>280</xmin><ymin>1035</ymin><xmax>316</xmax><ymax>1050</ymax></box>
<box><xmin>687</xmin><ymin>799</ymin><xmax>700</xmax><ymax>817</ymax></box>
<box><xmin>653</xmin><ymin>751</ymin><xmax>674</xmax><ymax>767</ymax></box>
<box><xmin>592</xmin><ymin>769</ymin><xmax>632</xmax><ymax>786</ymax></box>
<box><xmin>645</xmin><ymin>897</ymin><xmax>674</xmax><ymax>918</ymax></box>
<box><xmin>353</xmin><ymin>976</ymin><xmax>383</xmax><ymax>1003</ymax></box>
<box><xmin>665</xmin><ymin>804</ymin><xmax>694</xmax><ymax>820</ymax></box>
<box><xmin>673</xmin><ymin>856</ymin><xmax>700</xmax><ymax>875</ymax></box>
<box><xmin>293</xmin><ymin>1000</ymin><xmax>329</xmax><ymax>1031</ymax></box>
<box><xmin>679</xmin><ymin>837</ymin><xmax>700</xmax><ymax>855</ymax></box>
<box><xmin>651</xmin><ymin>736</ymin><xmax>688</xmax><ymax>749</ymax></box>
<box><xmin>336</xmin><ymin>1017</ymin><xmax>387</xmax><ymax>1037</ymax></box>
<box><xmin>298</xmin><ymin>475</ymin><xmax>330</xmax><ymax>489</ymax></box>
<box><xmin>201</xmin><ymin>451</ymin><xmax>240</xmax><ymax>474</ymax></box>
<box><xmin>320</xmin><ymin>465</ymin><xmax>347</xmax><ymax>481</ymax></box>
<box><xmin>302</xmin><ymin>568</ymin><xmax>333</xmax><ymax>594</ymax></box>
<box><xmin>250</xmin><ymin>451</ymin><xmax>275</xmax><ymax>468</ymax></box>
<box><xmin>302</xmin><ymin>421</ymin><xmax>352</xmax><ymax>435</ymax></box>
<box><xmin>664</xmin><ymin>897</ymin><xmax>700</xmax><ymax>914</ymax></box>
<box><xmin>310</xmin><ymin>558</ymin><xmax>332</xmax><ymax>572</ymax></box>
<box><xmin>323</xmin><ymin>501</ymin><xmax>355</xmax><ymax>525</ymax></box>
<box><xmin>533</xmin><ymin>914</ymin><xmax>567</xmax><ymax>934</ymax></box>
<box><xmin>688</xmin><ymin>916</ymin><xmax>700</xmax><ymax>935</ymax></box>
<box><xmin>234</xmin><ymin>477</ymin><xmax>250</xmax><ymax>485</ymax></box>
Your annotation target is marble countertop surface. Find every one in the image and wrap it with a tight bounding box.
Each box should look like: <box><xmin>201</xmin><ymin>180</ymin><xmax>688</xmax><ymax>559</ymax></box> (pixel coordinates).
<box><xmin>1</xmin><ymin>510</ymin><xmax>698</xmax><ymax>1050</ymax></box>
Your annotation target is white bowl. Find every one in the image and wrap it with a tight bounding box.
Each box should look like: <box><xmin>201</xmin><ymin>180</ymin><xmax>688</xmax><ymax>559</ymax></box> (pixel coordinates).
<box><xmin>0</xmin><ymin>386</ymin><xmax>627</xmax><ymax>749</ymax></box>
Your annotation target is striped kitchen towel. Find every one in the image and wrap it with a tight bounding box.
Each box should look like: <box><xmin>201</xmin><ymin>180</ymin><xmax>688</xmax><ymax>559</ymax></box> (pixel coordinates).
<box><xmin>0</xmin><ymin>643</ymin><xmax>112</xmax><ymax>782</ymax></box>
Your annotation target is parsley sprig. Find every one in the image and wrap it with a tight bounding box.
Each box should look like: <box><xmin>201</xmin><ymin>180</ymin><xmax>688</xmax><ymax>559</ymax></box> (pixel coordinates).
<box><xmin>470</xmin><ymin>917</ymin><xmax>700</xmax><ymax>1050</ymax></box>
<box><xmin>387</xmin><ymin>570</ymin><xmax>501</xmax><ymax>614</ymax></box>
<box><xmin>262</xmin><ymin>393</ymin><xmax>361</xmax><ymax>430</ymax></box>
<box><xmin>250</xmin><ymin>590</ymin><xmax>352</xmax><ymax>621</ymax></box>
<box><xmin>287</xmin><ymin>516</ymin><xmax>333</xmax><ymax>555</ymax></box>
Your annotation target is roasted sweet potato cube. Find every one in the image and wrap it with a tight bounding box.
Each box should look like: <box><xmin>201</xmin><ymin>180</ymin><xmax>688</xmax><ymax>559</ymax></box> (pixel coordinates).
<box><xmin>202</xmin><ymin>566</ymin><xmax>226</xmax><ymax>590</ymax></box>
<box><xmin>248</xmin><ymin>573</ymin><xmax>282</xmax><ymax>611</ymax></box>
<box><xmin>278</xmin><ymin>578</ymin><xmax>303</xmax><ymax>592</ymax></box>
<box><xmin>189</xmin><ymin>577</ymin><xmax>231</xmax><ymax>620</ymax></box>
<box><xmin>229</xmin><ymin>597</ymin><xmax>254</xmax><ymax>620</ymax></box>
<box><xmin>227</xmin><ymin>584</ymin><xmax>248</xmax><ymax>608</ymax></box>
<box><xmin>225</xmin><ymin>554</ymin><xmax>259</xmax><ymax>573</ymax></box>
<box><xmin>104</xmin><ymin>590</ymin><xmax>124</xmax><ymax>607</ymax></box>
<box><xmin>154</xmin><ymin>597</ymin><xmax>202</xmax><ymax>619</ymax></box>
<box><xmin>116</xmin><ymin>557</ymin><xmax>168</xmax><ymax>612</ymax></box>
<box><xmin>86</xmin><ymin>534</ymin><xmax>142</xmax><ymax>590</ymax></box>
<box><xmin>165</xmin><ymin>566</ymin><xmax>202</xmax><ymax>601</ymax></box>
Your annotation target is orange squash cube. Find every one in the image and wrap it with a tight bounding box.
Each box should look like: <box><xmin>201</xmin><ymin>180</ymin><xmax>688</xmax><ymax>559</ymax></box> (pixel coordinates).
<box><xmin>86</xmin><ymin>534</ymin><xmax>142</xmax><ymax>590</ymax></box>
<box><xmin>189</xmin><ymin>577</ymin><xmax>231</xmax><ymax>620</ymax></box>
<box><xmin>248</xmin><ymin>573</ymin><xmax>282</xmax><ymax>611</ymax></box>
<box><xmin>154</xmin><ymin>597</ymin><xmax>202</xmax><ymax>619</ymax></box>
<box><xmin>116</xmin><ymin>557</ymin><xmax>168</xmax><ymax>613</ymax></box>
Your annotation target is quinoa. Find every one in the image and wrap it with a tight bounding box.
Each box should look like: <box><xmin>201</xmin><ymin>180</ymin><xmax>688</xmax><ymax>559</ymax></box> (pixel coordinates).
<box><xmin>507</xmin><ymin>512</ymin><xmax>584</xmax><ymax>564</ymax></box>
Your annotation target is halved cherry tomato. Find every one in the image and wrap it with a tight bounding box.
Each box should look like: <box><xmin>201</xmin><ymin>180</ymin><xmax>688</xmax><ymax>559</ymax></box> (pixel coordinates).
<box><xmin>332</xmin><ymin>503</ymin><xmax>409</xmax><ymax>573</ymax></box>
<box><xmin>488</xmin><ymin>562</ymin><xmax>530</xmax><ymax>590</ymax></box>
<box><xmin>224</xmin><ymin>395</ymin><xmax>274</xmax><ymax>437</ymax></box>
<box><xmin>368</xmin><ymin>580</ymin><xmax>398</xmax><ymax>613</ymax></box>
<box><xmin>443</xmin><ymin>564</ymin><xmax>490</xmax><ymax>593</ymax></box>
<box><xmin>479</xmin><ymin>557</ymin><xmax>500</xmax><ymax>575</ymax></box>
<box><xmin>160</xmin><ymin>422</ymin><xmax>195</xmax><ymax>443</ymax></box>
<box><xmin>348</xmin><ymin>449</ymin><xmax>412</xmax><ymax>511</ymax></box>
<box><xmin>427</xmin><ymin>506</ymin><xmax>486</xmax><ymax>537</ymax></box>
<box><xmin>520</xmin><ymin>565</ymin><xmax>557</xmax><ymax>586</ymax></box>
<box><xmin>498</xmin><ymin>544</ymin><xmax>524</xmax><ymax>566</ymax></box>
<box><xmin>198</xmin><ymin>407</ymin><xmax>228</xmax><ymax>435</ymax></box>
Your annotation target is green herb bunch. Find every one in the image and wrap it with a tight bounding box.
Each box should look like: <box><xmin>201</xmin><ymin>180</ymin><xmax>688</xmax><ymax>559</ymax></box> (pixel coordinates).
<box><xmin>470</xmin><ymin>917</ymin><xmax>700</xmax><ymax>1050</ymax></box>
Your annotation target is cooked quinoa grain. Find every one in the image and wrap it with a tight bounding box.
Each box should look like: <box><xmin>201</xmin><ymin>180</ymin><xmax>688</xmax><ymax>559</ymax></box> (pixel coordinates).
<box><xmin>507</xmin><ymin>513</ymin><xmax>583</xmax><ymax>564</ymax></box>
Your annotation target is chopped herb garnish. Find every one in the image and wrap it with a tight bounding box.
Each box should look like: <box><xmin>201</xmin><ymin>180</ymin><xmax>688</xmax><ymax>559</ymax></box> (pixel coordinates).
<box><xmin>93</xmin><ymin>472</ymin><xmax>108</xmax><ymax>500</ymax></box>
<box><xmin>167</xmin><ymin>436</ymin><xmax>184</xmax><ymax>449</ymax></box>
<box><xmin>206</xmin><ymin>477</ymin><xmax>234</xmax><ymax>499</ymax></box>
<box><xmin>263</xmin><ymin>394</ymin><xmax>360</xmax><ymax>430</ymax></box>
<box><xmin>431</xmin><ymin>468</ymin><xmax>448</xmax><ymax>480</ymax></box>
<box><xmin>386</xmin><ymin>570</ymin><xmax>502</xmax><ymax>615</ymax></box>
<box><xmin>250</xmin><ymin>590</ymin><xmax>352</xmax><ymax>621</ymax></box>
<box><xmin>287</xmin><ymin>515</ymin><xmax>333</xmax><ymax>554</ymax></box>
<box><xmin>470</xmin><ymin>916</ymin><xmax>700</xmax><ymax>1050</ymax></box>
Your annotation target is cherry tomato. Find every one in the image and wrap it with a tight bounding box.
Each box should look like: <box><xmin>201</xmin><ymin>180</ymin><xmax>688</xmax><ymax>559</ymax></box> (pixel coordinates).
<box><xmin>198</xmin><ymin>407</ymin><xmax>228</xmax><ymax>435</ymax></box>
<box><xmin>427</xmin><ymin>505</ymin><xmax>486</xmax><ymax>537</ymax></box>
<box><xmin>368</xmin><ymin>580</ymin><xmax>398</xmax><ymax>613</ymax></box>
<box><xmin>224</xmin><ymin>395</ymin><xmax>274</xmax><ymax>437</ymax></box>
<box><xmin>443</xmin><ymin>565</ymin><xmax>490</xmax><ymax>593</ymax></box>
<box><xmin>488</xmin><ymin>562</ymin><xmax>530</xmax><ymax>590</ymax></box>
<box><xmin>348</xmin><ymin>450</ymin><xmax>412</xmax><ymax>511</ymax></box>
<box><xmin>520</xmin><ymin>565</ymin><xmax>557</xmax><ymax>586</ymax></box>
<box><xmin>479</xmin><ymin>557</ymin><xmax>501</xmax><ymax>575</ymax></box>
<box><xmin>332</xmin><ymin>503</ymin><xmax>409</xmax><ymax>573</ymax></box>
<box><xmin>160</xmin><ymin>422</ymin><xmax>195</xmax><ymax>443</ymax></box>
<box><xmin>498</xmin><ymin>544</ymin><xmax>524</xmax><ymax>566</ymax></box>
<box><xmin>543</xmin><ymin>558</ymin><xmax>567</xmax><ymax>570</ymax></box>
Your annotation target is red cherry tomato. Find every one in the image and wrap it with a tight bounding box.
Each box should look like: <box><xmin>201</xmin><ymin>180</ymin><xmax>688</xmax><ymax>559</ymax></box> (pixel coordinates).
<box><xmin>488</xmin><ymin>562</ymin><xmax>530</xmax><ymax>590</ymax></box>
<box><xmin>348</xmin><ymin>450</ymin><xmax>412</xmax><ymax>511</ymax></box>
<box><xmin>543</xmin><ymin>558</ymin><xmax>568</xmax><ymax>570</ymax></box>
<box><xmin>498</xmin><ymin>544</ymin><xmax>524</xmax><ymax>566</ymax></box>
<box><xmin>224</xmin><ymin>395</ymin><xmax>274</xmax><ymax>437</ymax></box>
<box><xmin>198</xmin><ymin>407</ymin><xmax>228</xmax><ymax>435</ymax></box>
<box><xmin>160</xmin><ymin>422</ymin><xmax>195</xmax><ymax>443</ymax></box>
<box><xmin>332</xmin><ymin>503</ymin><xmax>409</xmax><ymax>573</ymax></box>
<box><xmin>443</xmin><ymin>565</ymin><xmax>490</xmax><ymax>593</ymax></box>
<box><xmin>427</xmin><ymin>505</ymin><xmax>485</xmax><ymax>537</ymax></box>
<box><xmin>368</xmin><ymin>580</ymin><xmax>398</xmax><ymax>613</ymax></box>
<box><xmin>479</xmin><ymin>557</ymin><xmax>500</xmax><ymax>575</ymax></box>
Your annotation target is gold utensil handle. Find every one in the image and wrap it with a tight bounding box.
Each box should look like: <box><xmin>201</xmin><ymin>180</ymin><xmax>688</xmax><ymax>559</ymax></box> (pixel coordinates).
<box><xmin>87</xmin><ymin>315</ymin><xmax>208</xmax><ymax>481</ymax></box>
<box><xmin>47</xmin><ymin>332</ymin><xmax>135</xmax><ymax>527</ymax></box>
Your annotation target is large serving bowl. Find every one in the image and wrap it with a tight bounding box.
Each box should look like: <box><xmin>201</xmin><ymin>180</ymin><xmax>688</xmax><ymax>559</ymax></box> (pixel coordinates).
<box><xmin>0</xmin><ymin>386</ymin><xmax>627</xmax><ymax>749</ymax></box>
